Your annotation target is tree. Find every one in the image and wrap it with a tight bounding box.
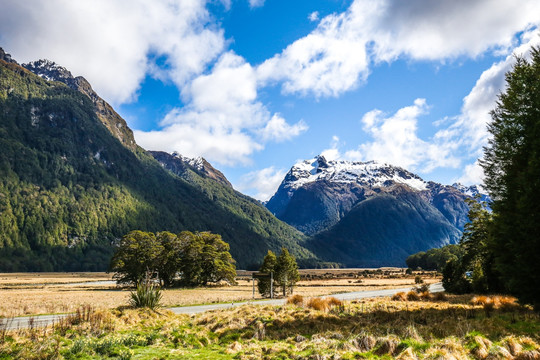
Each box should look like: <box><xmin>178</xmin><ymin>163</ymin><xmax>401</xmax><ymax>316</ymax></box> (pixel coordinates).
<box><xmin>275</xmin><ymin>247</ymin><xmax>300</xmax><ymax>296</ymax></box>
<box><xmin>109</xmin><ymin>230</ymin><xmax>163</xmax><ymax>285</ymax></box>
<box><xmin>441</xmin><ymin>198</ymin><xmax>498</xmax><ymax>294</ymax></box>
<box><xmin>257</xmin><ymin>250</ymin><xmax>277</xmax><ymax>297</ymax></box>
<box><xmin>480</xmin><ymin>47</ymin><xmax>540</xmax><ymax>308</ymax></box>
<box><xmin>110</xmin><ymin>230</ymin><xmax>236</xmax><ymax>287</ymax></box>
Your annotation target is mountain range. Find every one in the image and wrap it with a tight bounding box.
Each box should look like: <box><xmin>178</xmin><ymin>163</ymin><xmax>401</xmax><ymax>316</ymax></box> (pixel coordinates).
<box><xmin>0</xmin><ymin>47</ymin><xmax>484</xmax><ymax>270</ymax></box>
<box><xmin>266</xmin><ymin>156</ymin><xmax>483</xmax><ymax>266</ymax></box>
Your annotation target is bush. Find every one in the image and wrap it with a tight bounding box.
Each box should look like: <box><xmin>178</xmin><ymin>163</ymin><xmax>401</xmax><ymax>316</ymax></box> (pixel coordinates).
<box><xmin>414</xmin><ymin>275</ymin><xmax>424</xmax><ymax>284</ymax></box>
<box><xmin>130</xmin><ymin>281</ymin><xmax>162</xmax><ymax>310</ymax></box>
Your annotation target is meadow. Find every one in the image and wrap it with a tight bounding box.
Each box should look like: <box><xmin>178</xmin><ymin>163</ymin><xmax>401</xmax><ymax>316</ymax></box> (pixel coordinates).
<box><xmin>0</xmin><ymin>269</ymin><xmax>437</xmax><ymax>317</ymax></box>
<box><xmin>1</xmin><ymin>291</ymin><xmax>538</xmax><ymax>359</ymax></box>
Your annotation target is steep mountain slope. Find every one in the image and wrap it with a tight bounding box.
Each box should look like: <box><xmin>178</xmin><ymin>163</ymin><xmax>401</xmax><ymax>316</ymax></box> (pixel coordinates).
<box><xmin>0</xmin><ymin>48</ymin><xmax>313</xmax><ymax>271</ymax></box>
<box><xmin>266</xmin><ymin>155</ymin><xmax>483</xmax><ymax>266</ymax></box>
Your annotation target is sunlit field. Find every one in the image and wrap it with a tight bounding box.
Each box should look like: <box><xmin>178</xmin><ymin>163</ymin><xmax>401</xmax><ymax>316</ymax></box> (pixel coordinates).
<box><xmin>0</xmin><ymin>269</ymin><xmax>439</xmax><ymax>317</ymax></box>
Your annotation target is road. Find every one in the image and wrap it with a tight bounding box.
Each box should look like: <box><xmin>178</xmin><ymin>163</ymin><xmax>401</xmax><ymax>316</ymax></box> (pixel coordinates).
<box><xmin>1</xmin><ymin>283</ymin><xmax>443</xmax><ymax>330</ymax></box>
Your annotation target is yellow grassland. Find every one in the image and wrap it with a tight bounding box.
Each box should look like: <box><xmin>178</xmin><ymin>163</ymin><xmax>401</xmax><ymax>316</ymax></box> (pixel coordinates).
<box><xmin>0</xmin><ymin>270</ymin><xmax>438</xmax><ymax>317</ymax></box>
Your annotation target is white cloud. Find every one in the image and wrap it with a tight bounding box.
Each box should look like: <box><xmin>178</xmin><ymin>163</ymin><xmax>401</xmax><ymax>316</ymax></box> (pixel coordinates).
<box><xmin>0</xmin><ymin>0</ymin><xmax>225</xmax><ymax>105</ymax></box>
<box><xmin>320</xmin><ymin>136</ymin><xmax>341</xmax><ymax>160</ymax></box>
<box><xmin>248</xmin><ymin>0</ymin><xmax>265</xmax><ymax>9</ymax></box>
<box><xmin>257</xmin><ymin>0</ymin><xmax>540</xmax><ymax>98</ymax></box>
<box><xmin>456</xmin><ymin>161</ymin><xmax>485</xmax><ymax>186</ymax></box>
<box><xmin>236</xmin><ymin>167</ymin><xmax>287</xmax><ymax>201</ymax></box>
<box><xmin>353</xmin><ymin>99</ymin><xmax>459</xmax><ymax>171</ymax></box>
<box><xmin>259</xmin><ymin>115</ymin><xmax>308</xmax><ymax>142</ymax></box>
<box><xmin>308</xmin><ymin>11</ymin><xmax>319</xmax><ymax>22</ymax></box>
<box><xmin>135</xmin><ymin>52</ymin><xmax>306</xmax><ymax>165</ymax></box>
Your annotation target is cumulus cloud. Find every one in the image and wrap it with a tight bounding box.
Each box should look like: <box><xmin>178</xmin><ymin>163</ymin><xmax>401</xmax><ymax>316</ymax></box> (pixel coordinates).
<box><xmin>0</xmin><ymin>0</ymin><xmax>224</xmax><ymax>105</ymax></box>
<box><xmin>236</xmin><ymin>167</ymin><xmax>287</xmax><ymax>201</ymax></box>
<box><xmin>259</xmin><ymin>115</ymin><xmax>308</xmax><ymax>142</ymax></box>
<box><xmin>434</xmin><ymin>30</ymin><xmax>540</xmax><ymax>183</ymax></box>
<box><xmin>258</xmin><ymin>0</ymin><xmax>540</xmax><ymax>98</ymax></box>
<box><xmin>135</xmin><ymin>52</ymin><xmax>306</xmax><ymax>165</ymax></box>
<box><xmin>350</xmin><ymin>99</ymin><xmax>459</xmax><ymax>171</ymax></box>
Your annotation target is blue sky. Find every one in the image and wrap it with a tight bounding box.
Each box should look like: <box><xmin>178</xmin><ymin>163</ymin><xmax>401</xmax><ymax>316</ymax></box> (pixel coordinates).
<box><xmin>1</xmin><ymin>0</ymin><xmax>540</xmax><ymax>200</ymax></box>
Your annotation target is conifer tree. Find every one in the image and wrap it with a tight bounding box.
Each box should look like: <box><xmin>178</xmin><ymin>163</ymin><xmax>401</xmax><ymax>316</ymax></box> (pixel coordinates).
<box><xmin>257</xmin><ymin>250</ymin><xmax>277</xmax><ymax>297</ymax></box>
<box><xmin>480</xmin><ymin>47</ymin><xmax>540</xmax><ymax>308</ymax></box>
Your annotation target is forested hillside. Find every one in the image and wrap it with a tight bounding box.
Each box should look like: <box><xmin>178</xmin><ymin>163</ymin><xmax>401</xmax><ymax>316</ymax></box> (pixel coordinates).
<box><xmin>0</xmin><ymin>51</ymin><xmax>314</xmax><ymax>271</ymax></box>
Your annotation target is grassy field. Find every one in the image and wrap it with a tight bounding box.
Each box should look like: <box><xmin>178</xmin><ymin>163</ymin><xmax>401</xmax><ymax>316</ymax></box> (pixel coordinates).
<box><xmin>0</xmin><ymin>269</ymin><xmax>439</xmax><ymax>317</ymax></box>
<box><xmin>1</xmin><ymin>292</ymin><xmax>538</xmax><ymax>359</ymax></box>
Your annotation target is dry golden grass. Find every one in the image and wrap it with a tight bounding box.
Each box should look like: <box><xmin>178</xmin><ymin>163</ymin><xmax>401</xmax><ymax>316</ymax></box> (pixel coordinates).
<box><xmin>406</xmin><ymin>290</ymin><xmax>421</xmax><ymax>301</ymax></box>
<box><xmin>0</xmin><ymin>271</ymin><xmax>436</xmax><ymax>317</ymax></box>
<box><xmin>1</xmin><ymin>292</ymin><xmax>538</xmax><ymax>360</ymax></box>
<box><xmin>286</xmin><ymin>294</ymin><xmax>304</xmax><ymax>306</ymax></box>
<box><xmin>0</xmin><ymin>272</ymin><xmax>111</xmax><ymax>287</ymax></box>
<box><xmin>392</xmin><ymin>291</ymin><xmax>407</xmax><ymax>301</ymax></box>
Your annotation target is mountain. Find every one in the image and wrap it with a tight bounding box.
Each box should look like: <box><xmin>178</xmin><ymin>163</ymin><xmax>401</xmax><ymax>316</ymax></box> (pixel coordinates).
<box><xmin>0</xmin><ymin>48</ymin><xmax>314</xmax><ymax>271</ymax></box>
<box><xmin>149</xmin><ymin>151</ymin><xmax>232</xmax><ymax>188</ymax></box>
<box><xmin>266</xmin><ymin>155</ymin><xmax>484</xmax><ymax>266</ymax></box>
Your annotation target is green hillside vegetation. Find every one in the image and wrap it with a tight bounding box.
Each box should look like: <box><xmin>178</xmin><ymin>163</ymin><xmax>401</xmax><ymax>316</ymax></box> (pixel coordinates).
<box><xmin>0</xmin><ymin>58</ymin><xmax>314</xmax><ymax>271</ymax></box>
<box><xmin>406</xmin><ymin>244</ymin><xmax>463</xmax><ymax>271</ymax></box>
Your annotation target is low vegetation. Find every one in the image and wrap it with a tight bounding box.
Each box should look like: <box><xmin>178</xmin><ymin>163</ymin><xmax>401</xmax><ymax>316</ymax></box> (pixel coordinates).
<box><xmin>1</xmin><ymin>292</ymin><xmax>539</xmax><ymax>359</ymax></box>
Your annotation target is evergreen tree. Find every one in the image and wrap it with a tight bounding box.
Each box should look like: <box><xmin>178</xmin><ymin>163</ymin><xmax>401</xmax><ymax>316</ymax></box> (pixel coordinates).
<box><xmin>257</xmin><ymin>250</ymin><xmax>277</xmax><ymax>297</ymax></box>
<box><xmin>275</xmin><ymin>247</ymin><xmax>300</xmax><ymax>296</ymax></box>
<box><xmin>480</xmin><ymin>47</ymin><xmax>540</xmax><ymax>308</ymax></box>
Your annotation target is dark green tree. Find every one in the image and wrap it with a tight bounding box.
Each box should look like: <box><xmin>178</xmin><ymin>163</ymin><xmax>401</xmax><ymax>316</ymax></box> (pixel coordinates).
<box><xmin>441</xmin><ymin>198</ymin><xmax>498</xmax><ymax>294</ymax></box>
<box><xmin>480</xmin><ymin>47</ymin><xmax>540</xmax><ymax>308</ymax></box>
<box><xmin>176</xmin><ymin>231</ymin><xmax>237</xmax><ymax>287</ymax></box>
<box><xmin>257</xmin><ymin>250</ymin><xmax>277</xmax><ymax>297</ymax></box>
<box><xmin>110</xmin><ymin>230</ymin><xmax>236</xmax><ymax>287</ymax></box>
<box><xmin>275</xmin><ymin>247</ymin><xmax>300</xmax><ymax>296</ymax></box>
<box><xmin>109</xmin><ymin>230</ymin><xmax>163</xmax><ymax>285</ymax></box>
<box><xmin>155</xmin><ymin>231</ymin><xmax>184</xmax><ymax>287</ymax></box>
<box><xmin>197</xmin><ymin>232</ymin><xmax>237</xmax><ymax>286</ymax></box>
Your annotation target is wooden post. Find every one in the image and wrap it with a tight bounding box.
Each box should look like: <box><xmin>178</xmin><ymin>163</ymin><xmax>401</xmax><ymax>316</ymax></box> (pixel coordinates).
<box><xmin>270</xmin><ymin>272</ymin><xmax>273</xmax><ymax>299</ymax></box>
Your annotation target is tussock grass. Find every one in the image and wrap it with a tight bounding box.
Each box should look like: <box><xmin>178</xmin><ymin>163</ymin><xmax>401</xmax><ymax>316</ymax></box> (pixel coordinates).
<box><xmin>286</xmin><ymin>294</ymin><xmax>304</xmax><ymax>306</ymax></box>
<box><xmin>1</xmin><ymin>293</ymin><xmax>538</xmax><ymax>360</ymax></box>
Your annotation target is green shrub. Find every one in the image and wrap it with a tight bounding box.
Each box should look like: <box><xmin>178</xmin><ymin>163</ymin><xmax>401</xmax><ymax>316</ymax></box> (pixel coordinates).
<box><xmin>130</xmin><ymin>282</ymin><xmax>163</xmax><ymax>309</ymax></box>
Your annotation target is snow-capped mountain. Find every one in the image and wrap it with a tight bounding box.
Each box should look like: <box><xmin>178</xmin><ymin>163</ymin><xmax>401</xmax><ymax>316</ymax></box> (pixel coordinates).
<box><xmin>150</xmin><ymin>151</ymin><xmax>232</xmax><ymax>188</ymax></box>
<box><xmin>266</xmin><ymin>155</ymin><xmax>488</xmax><ymax>267</ymax></box>
<box><xmin>279</xmin><ymin>155</ymin><xmax>428</xmax><ymax>193</ymax></box>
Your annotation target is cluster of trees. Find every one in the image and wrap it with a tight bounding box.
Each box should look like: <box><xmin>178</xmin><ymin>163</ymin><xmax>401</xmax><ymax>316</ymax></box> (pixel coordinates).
<box><xmin>442</xmin><ymin>48</ymin><xmax>540</xmax><ymax>309</ymax></box>
<box><xmin>257</xmin><ymin>248</ymin><xmax>300</xmax><ymax>297</ymax></box>
<box><xmin>406</xmin><ymin>244</ymin><xmax>463</xmax><ymax>271</ymax></box>
<box><xmin>110</xmin><ymin>230</ymin><xmax>236</xmax><ymax>287</ymax></box>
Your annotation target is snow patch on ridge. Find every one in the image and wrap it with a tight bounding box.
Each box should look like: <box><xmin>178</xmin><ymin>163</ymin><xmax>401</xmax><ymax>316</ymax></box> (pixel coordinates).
<box><xmin>286</xmin><ymin>156</ymin><xmax>428</xmax><ymax>191</ymax></box>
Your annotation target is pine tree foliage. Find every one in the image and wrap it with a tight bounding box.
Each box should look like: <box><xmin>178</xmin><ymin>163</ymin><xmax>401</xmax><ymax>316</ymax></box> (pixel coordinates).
<box><xmin>480</xmin><ymin>47</ymin><xmax>540</xmax><ymax>308</ymax></box>
<box><xmin>257</xmin><ymin>247</ymin><xmax>299</xmax><ymax>297</ymax></box>
<box><xmin>257</xmin><ymin>250</ymin><xmax>277</xmax><ymax>297</ymax></box>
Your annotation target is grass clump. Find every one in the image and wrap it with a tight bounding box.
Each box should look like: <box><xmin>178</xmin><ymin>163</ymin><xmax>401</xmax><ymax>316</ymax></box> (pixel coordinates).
<box><xmin>130</xmin><ymin>282</ymin><xmax>162</xmax><ymax>310</ymax></box>
<box><xmin>286</xmin><ymin>294</ymin><xmax>304</xmax><ymax>306</ymax></box>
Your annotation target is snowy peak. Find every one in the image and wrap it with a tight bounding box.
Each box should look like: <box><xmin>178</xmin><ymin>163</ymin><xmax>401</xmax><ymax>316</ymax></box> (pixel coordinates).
<box><xmin>285</xmin><ymin>155</ymin><xmax>428</xmax><ymax>192</ymax></box>
<box><xmin>171</xmin><ymin>152</ymin><xmax>205</xmax><ymax>172</ymax></box>
<box><xmin>22</xmin><ymin>59</ymin><xmax>76</xmax><ymax>85</ymax></box>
